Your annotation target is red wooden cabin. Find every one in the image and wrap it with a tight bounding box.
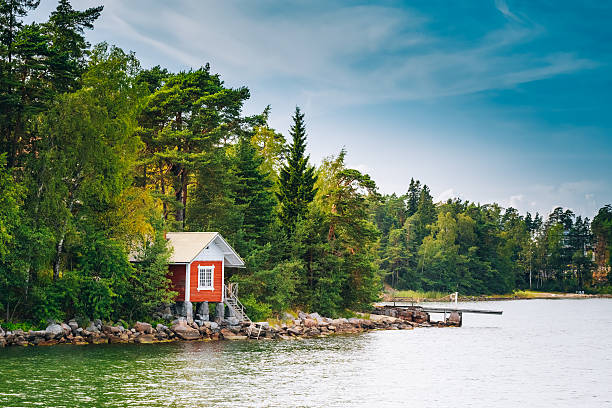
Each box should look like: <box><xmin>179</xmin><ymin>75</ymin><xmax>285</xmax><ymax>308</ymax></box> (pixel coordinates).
<box><xmin>165</xmin><ymin>232</ymin><xmax>245</xmax><ymax>303</ymax></box>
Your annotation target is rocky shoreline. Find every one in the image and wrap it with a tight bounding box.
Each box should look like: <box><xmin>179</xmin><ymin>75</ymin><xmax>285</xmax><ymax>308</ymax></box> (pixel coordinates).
<box><xmin>0</xmin><ymin>309</ymin><xmax>456</xmax><ymax>348</ymax></box>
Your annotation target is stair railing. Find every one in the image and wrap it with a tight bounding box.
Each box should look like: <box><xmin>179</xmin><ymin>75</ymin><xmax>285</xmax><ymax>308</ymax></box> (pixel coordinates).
<box><xmin>224</xmin><ymin>284</ymin><xmax>251</xmax><ymax>324</ymax></box>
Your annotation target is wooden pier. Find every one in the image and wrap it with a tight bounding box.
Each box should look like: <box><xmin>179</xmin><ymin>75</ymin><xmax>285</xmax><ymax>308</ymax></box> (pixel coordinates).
<box><xmin>373</xmin><ymin>302</ymin><xmax>503</xmax><ymax>327</ymax></box>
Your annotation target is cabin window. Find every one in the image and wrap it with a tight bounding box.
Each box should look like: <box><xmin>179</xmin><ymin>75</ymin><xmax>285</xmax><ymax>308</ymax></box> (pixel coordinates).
<box><xmin>197</xmin><ymin>265</ymin><xmax>214</xmax><ymax>290</ymax></box>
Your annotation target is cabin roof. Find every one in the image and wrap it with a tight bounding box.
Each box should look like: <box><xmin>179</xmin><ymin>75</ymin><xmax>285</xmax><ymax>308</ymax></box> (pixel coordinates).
<box><xmin>166</xmin><ymin>232</ymin><xmax>244</xmax><ymax>267</ymax></box>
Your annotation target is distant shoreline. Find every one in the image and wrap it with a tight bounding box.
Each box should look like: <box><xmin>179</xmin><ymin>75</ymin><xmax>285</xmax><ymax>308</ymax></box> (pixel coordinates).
<box><xmin>385</xmin><ymin>291</ymin><xmax>612</xmax><ymax>303</ymax></box>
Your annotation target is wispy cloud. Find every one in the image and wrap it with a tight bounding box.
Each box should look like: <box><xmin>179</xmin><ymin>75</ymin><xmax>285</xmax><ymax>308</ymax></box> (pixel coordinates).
<box><xmin>494</xmin><ymin>0</ymin><xmax>522</xmax><ymax>22</ymax></box>
<box><xmin>435</xmin><ymin>188</ymin><xmax>457</xmax><ymax>203</ymax></box>
<box><xmin>87</xmin><ymin>0</ymin><xmax>596</xmax><ymax>111</ymax></box>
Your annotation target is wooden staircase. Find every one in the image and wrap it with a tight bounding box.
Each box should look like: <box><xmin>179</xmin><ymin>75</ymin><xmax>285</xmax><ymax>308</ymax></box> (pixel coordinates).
<box><xmin>224</xmin><ymin>284</ymin><xmax>265</xmax><ymax>338</ymax></box>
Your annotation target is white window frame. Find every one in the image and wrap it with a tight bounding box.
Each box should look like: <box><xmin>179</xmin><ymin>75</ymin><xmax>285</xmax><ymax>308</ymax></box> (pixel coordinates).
<box><xmin>197</xmin><ymin>265</ymin><xmax>214</xmax><ymax>291</ymax></box>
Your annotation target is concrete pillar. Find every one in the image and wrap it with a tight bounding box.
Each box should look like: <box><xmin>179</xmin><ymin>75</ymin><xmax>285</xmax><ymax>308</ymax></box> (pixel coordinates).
<box><xmin>226</xmin><ymin>304</ymin><xmax>235</xmax><ymax>318</ymax></box>
<box><xmin>173</xmin><ymin>301</ymin><xmax>185</xmax><ymax>317</ymax></box>
<box><xmin>215</xmin><ymin>302</ymin><xmax>225</xmax><ymax>322</ymax></box>
<box><xmin>196</xmin><ymin>301</ymin><xmax>209</xmax><ymax>321</ymax></box>
<box><xmin>184</xmin><ymin>301</ymin><xmax>193</xmax><ymax>324</ymax></box>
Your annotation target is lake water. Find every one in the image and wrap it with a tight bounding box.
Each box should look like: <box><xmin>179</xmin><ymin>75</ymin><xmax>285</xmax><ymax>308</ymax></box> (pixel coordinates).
<box><xmin>1</xmin><ymin>299</ymin><xmax>611</xmax><ymax>407</ymax></box>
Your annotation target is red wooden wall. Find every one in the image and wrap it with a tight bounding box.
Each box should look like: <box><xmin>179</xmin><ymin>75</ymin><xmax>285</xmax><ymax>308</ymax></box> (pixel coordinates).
<box><xmin>168</xmin><ymin>264</ymin><xmax>186</xmax><ymax>301</ymax></box>
<box><xmin>189</xmin><ymin>260</ymin><xmax>223</xmax><ymax>302</ymax></box>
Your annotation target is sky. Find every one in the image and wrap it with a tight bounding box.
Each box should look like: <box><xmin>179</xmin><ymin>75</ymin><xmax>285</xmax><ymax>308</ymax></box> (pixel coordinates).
<box><xmin>33</xmin><ymin>0</ymin><xmax>612</xmax><ymax>218</ymax></box>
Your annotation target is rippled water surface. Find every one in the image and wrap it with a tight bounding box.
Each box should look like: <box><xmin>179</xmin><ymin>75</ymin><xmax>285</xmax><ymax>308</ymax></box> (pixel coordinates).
<box><xmin>1</xmin><ymin>299</ymin><xmax>612</xmax><ymax>407</ymax></box>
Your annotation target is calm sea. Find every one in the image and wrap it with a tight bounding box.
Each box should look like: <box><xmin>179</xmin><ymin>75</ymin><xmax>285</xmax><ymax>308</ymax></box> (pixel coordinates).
<box><xmin>1</xmin><ymin>299</ymin><xmax>611</xmax><ymax>407</ymax></box>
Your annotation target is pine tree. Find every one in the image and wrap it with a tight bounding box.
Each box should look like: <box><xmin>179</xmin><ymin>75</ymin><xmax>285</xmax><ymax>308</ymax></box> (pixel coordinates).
<box><xmin>277</xmin><ymin>107</ymin><xmax>317</xmax><ymax>232</ymax></box>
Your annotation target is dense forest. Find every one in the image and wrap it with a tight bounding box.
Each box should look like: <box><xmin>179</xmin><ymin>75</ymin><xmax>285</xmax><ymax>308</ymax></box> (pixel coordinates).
<box><xmin>1</xmin><ymin>2</ymin><xmax>611</xmax><ymax>325</ymax></box>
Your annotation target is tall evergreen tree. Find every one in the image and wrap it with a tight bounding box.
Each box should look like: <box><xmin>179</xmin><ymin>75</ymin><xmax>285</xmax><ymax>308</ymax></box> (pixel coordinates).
<box><xmin>406</xmin><ymin>178</ymin><xmax>421</xmax><ymax>217</ymax></box>
<box><xmin>233</xmin><ymin>136</ymin><xmax>276</xmax><ymax>248</ymax></box>
<box><xmin>276</xmin><ymin>107</ymin><xmax>317</xmax><ymax>232</ymax></box>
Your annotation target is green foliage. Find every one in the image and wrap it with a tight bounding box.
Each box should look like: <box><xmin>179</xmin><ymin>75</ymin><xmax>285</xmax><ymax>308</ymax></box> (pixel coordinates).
<box><xmin>239</xmin><ymin>293</ymin><xmax>272</xmax><ymax>322</ymax></box>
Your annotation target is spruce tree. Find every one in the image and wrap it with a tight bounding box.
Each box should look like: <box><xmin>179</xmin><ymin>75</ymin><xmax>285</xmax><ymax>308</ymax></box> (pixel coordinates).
<box><xmin>277</xmin><ymin>107</ymin><xmax>317</xmax><ymax>232</ymax></box>
<box><xmin>406</xmin><ymin>178</ymin><xmax>421</xmax><ymax>217</ymax></box>
<box><xmin>233</xmin><ymin>136</ymin><xmax>275</xmax><ymax>247</ymax></box>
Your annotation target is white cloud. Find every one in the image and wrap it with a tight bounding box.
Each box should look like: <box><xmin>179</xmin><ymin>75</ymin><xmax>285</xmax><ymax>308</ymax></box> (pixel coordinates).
<box><xmin>494</xmin><ymin>0</ymin><xmax>522</xmax><ymax>22</ymax></box>
<box><xmin>435</xmin><ymin>188</ymin><xmax>457</xmax><ymax>203</ymax></box>
<box><xmin>73</xmin><ymin>0</ymin><xmax>597</xmax><ymax>113</ymax></box>
<box><xmin>508</xmin><ymin>194</ymin><xmax>524</xmax><ymax>208</ymax></box>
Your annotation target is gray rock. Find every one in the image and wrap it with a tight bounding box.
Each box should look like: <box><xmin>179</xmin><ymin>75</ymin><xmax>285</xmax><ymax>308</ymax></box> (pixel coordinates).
<box><xmin>308</xmin><ymin>312</ymin><xmax>321</xmax><ymax>320</ymax></box>
<box><xmin>297</xmin><ymin>311</ymin><xmax>308</xmax><ymax>320</ymax></box>
<box><xmin>156</xmin><ymin>323</ymin><xmax>167</xmax><ymax>332</ymax></box>
<box><xmin>0</xmin><ymin>325</ymin><xmax>4</xmax><ymax>336</ymax></box>
<box><xmin>209</xmin><ymin>322</ymin><xmax>219</xmax><ymax>330</ymax></box>
<box><xmin>86</xmin><ymin>322</ymin><xmax>100</xmax><ymax>333</ymax></box>
<box><xmin>93</xmin><ymin>319</ymin><xmax>102</xmax><ymax>329</ymax></box>
<box><xmin>194</xmin><ymin>319</ymin><xmax>204</xmax><ymax>327</ymax></box>
<box><xmin>45</xmin><ymin>323</ymin><xmax>64</xmax><ymax>338</ymax></box>
<box><xmin>282</xmin><ymin>312</ymin><xmax>295</xmax><ymax>321</ymax></box>
<box><xmin>226</xmin><ymin>316</ymin><xmax>239</xmax><ymax>326</ymax></box>
<box><xmin>60</xmin><ymin>322</ymin><xmax>71</xmax><ymax>334</ymax></box>
<box><xmin>68</xmin><ymin>321</ymin><xmax>79</xmax><ymax>332</ymax></box>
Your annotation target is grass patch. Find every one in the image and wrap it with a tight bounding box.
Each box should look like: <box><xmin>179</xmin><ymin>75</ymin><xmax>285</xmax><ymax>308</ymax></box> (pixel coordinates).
<box><xmin>512</xmin><ymin>290</ymin><xmax>543</xmax><ymax>299</ymax></box>
<box><xmin>391</xmin><ymin>290</ymin><xmax>450</xmax><ymax>301</ymax></box>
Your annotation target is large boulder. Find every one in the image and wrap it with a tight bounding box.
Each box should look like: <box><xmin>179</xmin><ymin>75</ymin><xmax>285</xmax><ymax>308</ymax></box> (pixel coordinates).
<box><xmin>135</xmin><ymin>334</ymin><xmax>155</xmax><ymax>344</ymax></box>
<box><xmin>303</xmin><ymin>318</ymin><xmax>317</xmax><ymax>328</ymax></box>
<box><xmin>331</xmin><ymin>318</ymin><xmax>348</xmax><ymax>326</ymax></box>
<box><xmin>134</xmin><ymin>321</ymin><xmax>153</xmax><ymax>334</ymax></box>
<box><xmin>45</xmin><ymin>323</ymin><xmax>64</xmax><ymax>339</ymax></box>
<box><xmin>86</xmin><ymin>322</ymin><xmax>100</xmax><ymax>333</ymax></box>
<box><xmin>287</xmin><ymin>326</ymin><xmax>302</xmax><ymax>336</ymax></box>
<box><xmin>68</xmin><ymin>320</ymin><xmax>79</xmax><ymax>333</ymax></box>
<box><xmin>171</xmin><ymin>321</ymin><xmax>200</xmax><ymax>340</ymax></box>
<box><xmin>60</xmin><ymin>322</ymin><xmax>71</xmax><ymax>335</ymax></box>
<box><xmin>220</xmin><ymin>328</ymin><xmax>247</xmax><ymax>340</ymax></box>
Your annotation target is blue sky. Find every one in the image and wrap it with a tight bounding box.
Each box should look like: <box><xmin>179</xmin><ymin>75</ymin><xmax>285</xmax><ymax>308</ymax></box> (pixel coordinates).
<box><xmin>34</xmin><ymin>0</ymin><xmax>612</xmax><ymax>218</ymax></box>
